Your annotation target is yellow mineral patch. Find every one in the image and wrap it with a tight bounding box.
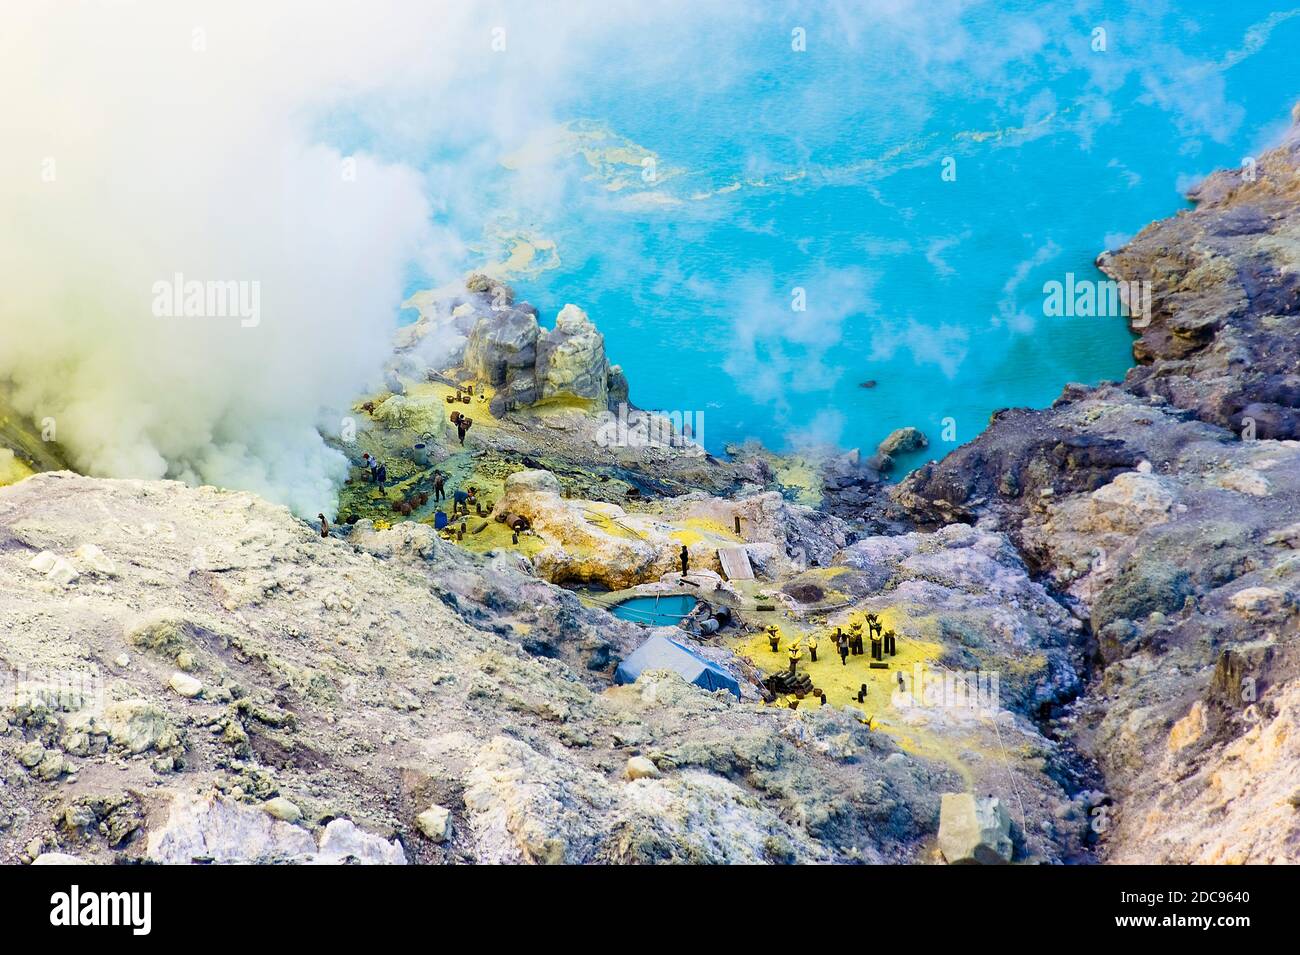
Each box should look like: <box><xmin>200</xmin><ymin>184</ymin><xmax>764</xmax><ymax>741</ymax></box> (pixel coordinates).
<box><xmin>518</xmin><ymin>393</ymin><xmax>599</xmax><ymax>416</ymax></box>
<box><xmin>732</xmin><ymin>609</ymin><xmax>941</xmax><ymax>712</ymax></box>
<box><xmin>680</xmin><ymin>516</ymin><xmax>742</xmax><ymax>542</ymax></box>
<box><xmin>454</xmin><ymin>516</ymin><xmax>547</xmax><ymax>557</ymax></box>
<box><xmin>478</xmin><ymin>229</ymin><xmax>561</xmax><ymax>281</ymax></box>
<box><xmin>0</xmin><ymin>448</ymin><xmax>34</xmax><ymax>487</ymax></box>
<box><xmin>772</xmin><ymin>456</ymin><xmax>822</xmax><ymax>507</ymax></box>
<box><xmin>727</xmin><ymin>606</ymin><xmax>995</xmax><ymax>783</ymax></box>
<box><xmin>405</xmin><ymin>380</ymin><xmax>502</xmax><ymax>430</ymax></box>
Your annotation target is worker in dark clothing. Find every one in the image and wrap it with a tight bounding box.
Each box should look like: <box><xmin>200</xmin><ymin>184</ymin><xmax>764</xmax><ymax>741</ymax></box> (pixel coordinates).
<box><xmin>766</xmin><ymin>625</ymin><xmax>781</xmax><ymax>653</ymax></box>
<box><xmin>456</xmin><ymin>415</ymin><xmax>473</xmax><ymax>446</ymax></box>
<box><xmin>837</xmin><ymin>631</ymin><xmax>849</xmax><ymax>665</ymax></box>
<box><xmin>317</xmin><ymin>513</ymin><xmax>329</xmax><ymax>538</ymax></box>
<box><xmin>452</xmin><ymin>486</ymin><xmax>475</xmax><ymax>517</ymax></box>
<box><xmin>679</xmin><ymin>545</ymin><xmax>689</xmax><ymax>576</ymax></box>
<box><xmin>433</xmin><ymin>471</ymin><xmax>446</xmax><ymax>502</ymax></box>
<box><xmin>375</xmin><ymin>462</ymin><xmax>387</xmax><ymax>489</ymax></box>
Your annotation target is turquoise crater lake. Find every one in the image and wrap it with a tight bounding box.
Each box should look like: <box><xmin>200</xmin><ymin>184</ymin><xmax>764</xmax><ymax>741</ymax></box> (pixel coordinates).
<box><xmin>391</xmin><ymin>3</ymin><xmax>1300</xmax><ymax>472</ymax></box>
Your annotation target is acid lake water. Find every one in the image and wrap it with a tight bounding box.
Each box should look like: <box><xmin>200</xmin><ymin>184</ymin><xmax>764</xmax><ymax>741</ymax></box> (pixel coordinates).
<box><xmin>393</xmin><ymin>3</ymin><xmax>1300</xmax><ymax>472</ymax></box>
<box><xmin>609</xmin><ymin>594</ymin><xmax>700</xmax><ymax>626</ymax></box>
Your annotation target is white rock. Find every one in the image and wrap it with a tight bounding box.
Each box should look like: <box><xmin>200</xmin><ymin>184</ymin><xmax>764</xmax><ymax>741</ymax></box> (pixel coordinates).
<box><xmin>168</xmin><ymin>672</ymin><xmax>202</xmax><ymax>698</ymax></box>
<box><xmin>114</xmin><ymin>653</ymin><xmax>131</xmax><ymax>668</ymax></box>
<box><xmin>314</xmin><ymin>819</ymin><xmax>407</xmax><ymax>865</ymax></box>
<box><xmin>625</xmin><ymin>756</ymin><xmax>661</xmax><ymax>780</ymax></box>
<box><xmin>28</xmin><ymin>550</ymin><xmax>57</xmax><ymax>573</ymax></box>
<box><xmin>46</xmin><ymin>556</ymin><xmax>80</xmax><ymax>586</ymax></box>
<box><xmin>415</xmin><ymin>805</ymin><xmax>452</xmax><ymax>842</ymax></box>
<box><xmin>31</xmin><ymin>852</ymin><xmax>88</xmax><ymax>865</ymax></box>
<box><xmin>74</xmin><ymin>543</ymin><xmax>118</xmax><ymax>576</ymax></box>
<box><xmin>148</xmin><ymin>793</ymin><xmax>315</xmax><ymax>864</ymax></box>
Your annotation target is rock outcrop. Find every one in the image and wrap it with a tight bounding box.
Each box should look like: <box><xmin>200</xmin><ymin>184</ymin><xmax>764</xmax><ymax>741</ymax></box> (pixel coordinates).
<box><xmin>1</xmin><ymin>471</ymin><xmax>1083</xmax><ymax>865</ymax></box>
<box><xmin>535</xmin><ymin>304</ymin><xmax>611</xmax><ymax>407</ymax></box>
<box><xmin>893</xmin><ymin>106</ymin><xmax>1300</xmax><ymax>863</ymax></box>
<box><xmin>453</xmin><ymin>277</ymin><xmax>619</xmax><ymax>416</ymax></box>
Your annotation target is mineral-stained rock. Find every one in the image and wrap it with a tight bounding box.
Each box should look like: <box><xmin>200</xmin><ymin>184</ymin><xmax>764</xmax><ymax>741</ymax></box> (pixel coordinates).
<box><xmin>937</xmin><ymin>793</ymin><xmax>1013</xmax><ymax>864</ymax></box>
<box><xmin>464</xmin><ymin>307</ymin><xmax>540</xmax><ymax>388</ymax></box>
<box><xmin>125</xmin><ymin>608</ymin><xmax>209</xmax><ymax>660</ymax></box>
<box><xmin>877</xmin><ymin>427</ymin><xmax>928</xmax><ymax>457</ymax></box>
<box><xmin>463</xmin><ymin>296</ymin><xmax>615</xmax><ymax>416</ymax></box>
<box><xmin>264</xmin><ymin>797</ymin><xmax>302</xmax><ymax>823</ymax></box>
<box><xmin>492</xmin><ymin>469</ymin><xmax>720</xmax><ymax>588</ymax></box>
<box><xmin>612</xmin><ymin>771</ymin><xmax>828</xmax><ymax>864</ymax></box>
<box><xmin>103</xmin><ymin>699</ymin><xmax>174</xmax><ymax>755</ymax></box>
<box><xmin>0</xmin><ymin>469</ymin><xmax>1087</xmax><ymax>865</ymax></box>
<box><xmin>16</xmin><ymin>741</ymin><xmax>45</xmax><ymax>768</ymax></box>
<box><xmin>463</xmin><ymin>735</ymin><xmax>615</xmax><ymax>865</ymax></box>
<box><xmin>415</xmin><ymin>805</ymin><xmax>452</xmax><ymax>842</ymax></box>
<box><xmin>535</xmin><ymin>304</ymin><xmax>610</xmax><ymax>406</ymax></box>
<box><xmin>625</xmin><ymin>755</ymin><xmax>660</xmax><ymax>780</ymax></box>
<box><xmin>893</xmin><ymin>105</ymin><xmax>1300</xmax><ymax>865</ymax></box>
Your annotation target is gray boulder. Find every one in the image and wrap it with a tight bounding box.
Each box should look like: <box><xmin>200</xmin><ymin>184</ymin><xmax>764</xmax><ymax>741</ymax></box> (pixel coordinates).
<box><xmin>464</xmin><ymin>309</ymin><xmax>540</xmax><ymax>387</ymax></box>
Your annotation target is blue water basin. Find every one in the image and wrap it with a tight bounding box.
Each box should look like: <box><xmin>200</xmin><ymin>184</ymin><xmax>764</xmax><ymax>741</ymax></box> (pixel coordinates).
<box><xmin>610</xmin><ymin>593</ymin><xmax>698</xmax><ymax>625</ymax></box>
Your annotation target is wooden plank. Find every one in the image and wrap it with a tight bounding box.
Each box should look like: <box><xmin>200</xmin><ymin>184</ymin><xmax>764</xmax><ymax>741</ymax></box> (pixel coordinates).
<box><xmin>717</xmin><ymin>545</ymin><xmax>754</xmax><ymax>581</ymax></box>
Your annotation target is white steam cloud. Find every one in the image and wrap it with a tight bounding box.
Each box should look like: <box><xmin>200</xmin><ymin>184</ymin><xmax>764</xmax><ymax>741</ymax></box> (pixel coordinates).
<box><xmin>0</xmin><ymin>0</ymin><xmax>675</xmax><ymax>517</ymax></box>
<box><xmin>0</xmin><ymin>3</ymin><xmax>458</xmax><ymax>516</ymax></box>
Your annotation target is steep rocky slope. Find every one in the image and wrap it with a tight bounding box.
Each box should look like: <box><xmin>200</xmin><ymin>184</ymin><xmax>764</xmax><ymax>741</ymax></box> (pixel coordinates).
<box><xmin>896</xmin><ymin>108</ymin><xmax>1300</xmax><ymax>863</ymax></box>
<box><xmin>1</xmin><ymin>472</ymin><xmax>1091</xmax><ymax>864</ymax></box>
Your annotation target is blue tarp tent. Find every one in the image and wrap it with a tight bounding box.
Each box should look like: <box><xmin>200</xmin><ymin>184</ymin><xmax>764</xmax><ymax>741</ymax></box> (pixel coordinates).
<box><xmin>614</xmin><ymin>635</ymin><xmax>741</xmax><ymax>698</ymax></box>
